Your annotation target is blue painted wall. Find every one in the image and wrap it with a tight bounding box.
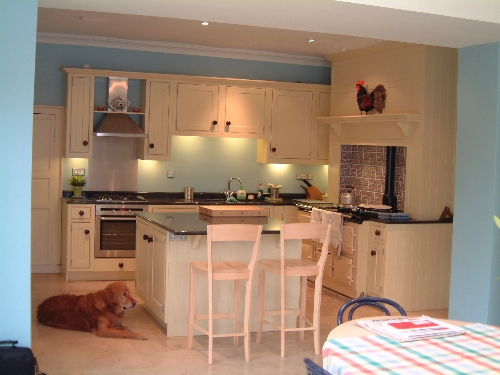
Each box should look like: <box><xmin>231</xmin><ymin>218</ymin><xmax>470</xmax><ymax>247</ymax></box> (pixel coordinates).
<box><xmin>0</xmin><ymin>0</ymin><xmax>37</xmax><ymax>347</ymax></box>
<box><xmin>35</xmin><ymin>43</ymin><xmax>331</xmax><ymax>194</ymax></box>
<box><xmin>450</xmin><ymin>43</ymin><xmax>500</xmax><ymax>325</ymax></box>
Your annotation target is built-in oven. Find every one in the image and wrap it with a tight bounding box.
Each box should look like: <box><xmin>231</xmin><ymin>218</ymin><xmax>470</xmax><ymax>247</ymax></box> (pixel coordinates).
<box><xmin>94</xmin><ymin>204</ymin><xmax>147</xmax><ymax>258</ymax></box>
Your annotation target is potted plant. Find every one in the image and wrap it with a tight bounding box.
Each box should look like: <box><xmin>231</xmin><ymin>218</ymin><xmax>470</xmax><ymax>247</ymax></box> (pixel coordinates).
<box><xmin>68</xmin><ymin>175</ymin><xmax>86</xmax><ymax>197</ymax></box>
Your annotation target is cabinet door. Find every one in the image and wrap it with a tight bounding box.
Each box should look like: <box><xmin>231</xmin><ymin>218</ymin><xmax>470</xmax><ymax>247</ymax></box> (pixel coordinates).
<box><xmin>141</xmin><ymin>80</ymin><xmax>171</xmax><ymax>159</ymax></box>
<box><xmin>66</xmin><ymin>75</ymin><xmax>93</xmax><ymax>156</ymax></box>
<box><xmin>332</xmin><ymin>255</ymin><xmax>354</xmax><ymax>287</ymax></box>
<box><xmin>135</xmin><ymin>219</ymin><xmax>150</xmax><ymax>301</ymax></box>
<box><xmin>175</xmin><ymin>83</ymin><xmax>219</xmax><ymax>133</ymax></box>
<box><xmin>149</xmin><ymin>226</ymin><xmax>166</xmax><ymax>318</ymax></box>
<box><xmin>315</xmin><ymin>91</ymin><xmax>331</xmax><ymax>162</ymax></box>
<box><xmin>223</xmin><ymin>86</ymin><xmax>270</xmax><ymax>135</ymax></box>
<box><xmin>269</xmin><ymin>89</ymin><xmax>313</xmax><ymax>161</ymax></box>
<box><xmin>366</xmin><ymin>241</ymin><xmax>385</xmax><ymax>296</ymax></box>
<box><xmin>70</xmin><ymin>222</ymin><xmax>92</xmax><ymax>269</ymax></box>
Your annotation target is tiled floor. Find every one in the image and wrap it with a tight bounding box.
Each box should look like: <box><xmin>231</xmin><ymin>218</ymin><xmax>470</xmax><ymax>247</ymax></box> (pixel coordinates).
<box><xmin>31</xmin><ymin>274</ymin><xmax>448</xmax><ymax>375</ymax></box>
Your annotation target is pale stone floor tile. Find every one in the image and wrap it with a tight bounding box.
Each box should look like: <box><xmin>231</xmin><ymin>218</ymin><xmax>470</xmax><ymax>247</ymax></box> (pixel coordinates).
<box><xmin>32</xmin><ymin>275</ymin><xmax>447</xmax><ymax>374</ymax></box>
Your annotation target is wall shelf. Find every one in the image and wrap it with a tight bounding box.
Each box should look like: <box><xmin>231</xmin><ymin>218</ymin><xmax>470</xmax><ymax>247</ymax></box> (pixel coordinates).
<box><xmin>317</xmin><ymin>114</ymin><xmax>421</xmax><ymax>145</ymax></box>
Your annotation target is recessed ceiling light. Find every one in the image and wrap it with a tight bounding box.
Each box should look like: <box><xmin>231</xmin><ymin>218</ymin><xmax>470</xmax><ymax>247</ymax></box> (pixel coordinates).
<box><xmin>308</xmin><ymin>38</ymin><xmax>315</xmax><ymax>43</ymax></box>
<box><xmin>79</xmin><ymin>16</ymin><xmax>90</xmax><ymax>20</ymax></box>
<box><xmin>201</xmin><ymin>21</ymin><xmax>209</xmax><ymax>26</ymax></box>
<box><xmin>375</xmin><ymin>39</ymin><xmax>384</xmax><ymax>44</ymax></box>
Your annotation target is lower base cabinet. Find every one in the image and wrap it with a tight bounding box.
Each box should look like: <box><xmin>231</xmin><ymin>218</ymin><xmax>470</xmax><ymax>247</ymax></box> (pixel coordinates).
<box><xmin>135</xmin><ymin>217</ymin><xmax>168</xmax><ymax>322</ymax></box>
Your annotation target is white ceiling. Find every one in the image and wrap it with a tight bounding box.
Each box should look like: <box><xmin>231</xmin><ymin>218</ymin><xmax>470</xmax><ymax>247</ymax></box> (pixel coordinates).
<box><xmin>37</xmin><ymin>1</ymin><xmax>500</xmax><ymax>65</ymax></box>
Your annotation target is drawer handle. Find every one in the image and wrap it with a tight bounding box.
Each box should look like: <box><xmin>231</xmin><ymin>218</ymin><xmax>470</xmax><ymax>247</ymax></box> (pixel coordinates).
<box><xmin>375</xmin><ymin>230</ymin><xmax>381</xmax><ymax>236</ymax></box>
<box><xmin>84</xmin><ymin>229</ymin><xmax>90</xmax><ymax>234</ymax></box>
<box><xmin>147</xmin><ymin>236</ymin><xmax>153</xmax><ymax>243</ymax></box>
<box><xmin>83</xmin><ymin>140</ymin><xmax>88</xmax><ymax>146</ymax></box>
<box><xmin>212</xmin><ymin>120</ymin><xmax>218</xmax><ymax>125</ymax></box>
<box><xmin>119</xmin><ymin>262</ymin><xmax>124</xmax><ymax>268</ymax></box>
<box><xmin>79</xmin><ymin>210</ymin><xmax>85</xmax><ymax>216</ymax></box>
<box><xmin>149</xmin><ymin>143</ymin><xmax>155</xmax><ymax>148</ymax></box>
<box><xmin>370</xmin><ymin>250</ymin><xmax>376</xmax><ymax>256</ymax></box>
<box><xmin>143</xmin><ymin>234</ymin><xmax>149</xmax><ymax>241</ymax></box>
<box><xmin>271</xmin><ymin>147</ymin><xmax>277</xmax><ymax>152</ymax></box>
<box><xmin>226</xmin><ymin>121</ymin><xmax>231</xmax><ymax>126</ymax></box>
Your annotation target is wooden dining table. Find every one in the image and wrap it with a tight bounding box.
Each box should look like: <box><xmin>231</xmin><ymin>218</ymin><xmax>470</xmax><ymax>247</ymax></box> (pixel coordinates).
<box><xmin>322</xmin><ymin>317</ymin><xmax>500</xmax><ymax>374</ymax></box>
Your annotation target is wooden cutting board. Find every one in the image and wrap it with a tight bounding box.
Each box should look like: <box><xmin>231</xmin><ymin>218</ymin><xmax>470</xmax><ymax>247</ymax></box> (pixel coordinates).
<box><xmin>199</xmin><ymin>213</ymin><xmax>268</xmax><ymax>224</ymax></box>
<box><xmin>199</xmin><ymin>205</ymin><xmax>269</xmax><ymax>217</ymax></box>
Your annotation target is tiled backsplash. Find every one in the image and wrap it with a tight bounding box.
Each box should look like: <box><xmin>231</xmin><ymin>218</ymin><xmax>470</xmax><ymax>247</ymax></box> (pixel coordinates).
<box><xmin>340</xmin><ymin>145</ymin><xmax>406</xmax><ymax>210</ymax></box>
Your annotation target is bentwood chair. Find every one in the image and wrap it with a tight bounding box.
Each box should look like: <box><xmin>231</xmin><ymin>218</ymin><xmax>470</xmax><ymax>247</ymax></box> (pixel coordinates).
<box><xmin>187</xmin><ymin>224</ymin><xmax>263</xmax><ymax>364</ymax></box>
<box><xmin>256</xmin><ymin>222</ymin><xmax>332</xmax><ymax>357</ymax></box>
<box><xmin>337</xmin><ymin>296</ymin><xmax>407</xmax><ymax>326</ymax></box>
<box><xmin>304</xmin><ymin>358</ymin><xmax>332</xmax><ymax>375</ymax></box>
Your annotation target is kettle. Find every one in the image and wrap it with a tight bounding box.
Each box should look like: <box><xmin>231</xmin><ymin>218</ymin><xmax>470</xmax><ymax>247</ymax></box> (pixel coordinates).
<box><xmin>339</xmin><ymin>186</ymin><xmax>357</xmax><ymax>205</ymax></box>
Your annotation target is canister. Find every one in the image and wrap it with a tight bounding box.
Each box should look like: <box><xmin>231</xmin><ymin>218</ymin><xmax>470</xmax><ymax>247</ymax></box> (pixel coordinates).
<box><xmin>184</xmin><ymin>187</ymin><xmax>194</xmax><ymax>200</ymax></box>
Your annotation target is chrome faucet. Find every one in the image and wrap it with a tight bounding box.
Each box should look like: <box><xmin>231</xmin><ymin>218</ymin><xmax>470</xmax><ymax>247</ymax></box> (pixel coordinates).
<box><xmin>222</xmin><ymin>177</ymin><xmax>242</xmax><ymax>199</ymax></box>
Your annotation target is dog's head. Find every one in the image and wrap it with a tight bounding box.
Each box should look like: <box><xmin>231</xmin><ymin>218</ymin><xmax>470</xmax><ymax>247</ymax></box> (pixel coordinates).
<box><xmin>103</xmin><ymin>281</ymin><xmax>137</xmax><ymax>311</ymax></box>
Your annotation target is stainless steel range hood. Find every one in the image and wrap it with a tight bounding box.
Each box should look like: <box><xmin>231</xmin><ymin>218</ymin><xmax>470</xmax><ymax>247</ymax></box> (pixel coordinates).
<box><xmin>93</xmin><ymin>77</ymin><xmax>147</xmax><ymax>138</ymax></box>
<box><xmin>94</xmin><ymin>113</ymin><xmax>147</xmax><ymax>138</ymax></box>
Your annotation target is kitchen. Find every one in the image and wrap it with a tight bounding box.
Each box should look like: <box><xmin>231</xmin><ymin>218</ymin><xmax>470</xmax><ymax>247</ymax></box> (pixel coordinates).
<box><xmin>3</xmin><ymin>0</ymin><xmax>500</xmax><ymax>369</ymax></box>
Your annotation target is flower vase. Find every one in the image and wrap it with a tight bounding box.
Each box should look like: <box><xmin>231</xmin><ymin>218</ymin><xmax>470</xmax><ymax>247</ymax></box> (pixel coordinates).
<box><xmin>73</xmin><ymin>186</ymin><xmax>83</xmax><ymax>198</ymax></box>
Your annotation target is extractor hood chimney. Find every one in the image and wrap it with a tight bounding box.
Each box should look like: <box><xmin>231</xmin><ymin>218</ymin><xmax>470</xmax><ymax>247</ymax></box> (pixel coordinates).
<box><xmin>93</xmin><ymin>77</ymin><xmax>147</xmax><ymax>138</ymax></box>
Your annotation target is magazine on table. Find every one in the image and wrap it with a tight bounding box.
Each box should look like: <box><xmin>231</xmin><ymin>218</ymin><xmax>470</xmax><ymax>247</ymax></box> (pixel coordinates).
<box><xmin>354</xmin><ymin>316</ymin><xmax>466</xmax><ymax>342</ymax></box>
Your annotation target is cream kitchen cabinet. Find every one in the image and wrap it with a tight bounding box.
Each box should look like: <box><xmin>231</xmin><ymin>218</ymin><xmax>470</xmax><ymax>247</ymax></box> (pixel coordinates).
<box><xmin>364</xmin><ymin>221</ymin><xmax>453</xmax><ymax>311</ymax></box>
<box><xmin>268</xmin><ymin>205</ymin><xmax>296</xmax><ymax>223</ymax></box>
<box><xmin>135</xmin><ymin>216</ymin><xmax>168</xmax><ymax>324</ymax></box>
<box><xmin>62</xmin><ymin>204</ymin><xmax>95</xmax><ymax>276</ymax></box>
<box><xmin>64</xmin><ymin>74</ymin><xmax>94</xmax><ymax>157</ymax></box>
<box><xmin>257</xmin><ymin>88</ymin><xmax>330</xmax><ymax>164</ymax></box>
<box><xmin>62</xmin><ymin>203</ymin><xmax>136</xmax><ymax>281</ymax></box>
<box><xmin>139</xmin><ymin>80</ymin><xmax>173</xmax><ymax>160</ymax></box>
<box><xmin>173</xmin><ymin>82</ymin><xmax>271</xmax><ymax>138</ymax></box>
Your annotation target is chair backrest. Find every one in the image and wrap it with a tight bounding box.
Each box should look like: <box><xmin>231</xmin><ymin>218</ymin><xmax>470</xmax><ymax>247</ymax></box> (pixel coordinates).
<box><xmin>207</xmin><ymin>224</ymin><xmax>263</xmax><ymax>272</ymax></box>
<box><xmin>280</xmin><ymin>222</ymin><xmax>332</xmax><ymax>270</ymax></box>
<box><xmin>337</xmin><ymin>297</ymin><xmax>407</xmax><ymax>325</ymax></box>
<box><xmin>304</xmin><ymin>358</ymin><xmax>332</xmax><ymax>375</ymax></box>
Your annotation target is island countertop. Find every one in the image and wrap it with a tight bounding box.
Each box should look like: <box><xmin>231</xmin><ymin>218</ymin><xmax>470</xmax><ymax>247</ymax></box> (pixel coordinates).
<box><xmin>135</xmin><ymin>212</ymin><xmax>285</xmax><ymax>235</ymax></box>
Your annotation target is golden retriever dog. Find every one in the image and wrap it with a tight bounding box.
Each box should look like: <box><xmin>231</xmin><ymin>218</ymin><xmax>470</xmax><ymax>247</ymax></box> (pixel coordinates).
<box><xmin>37</xmin><ymin>281</ymin><xmax>147</xmax><ymax>340</ymax></box>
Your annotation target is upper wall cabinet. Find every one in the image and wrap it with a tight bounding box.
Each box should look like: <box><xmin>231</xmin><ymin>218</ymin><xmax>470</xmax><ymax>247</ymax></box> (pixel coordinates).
<box><xmin>257</xmin><ymin>88</ymin><xmax>330</xmax><ymax>164</ymax></box>
<box><xmin>65</xmin><ymin>73</ymin><xmax>94</xmax><ymax>157</ymax></box>
<box><xmin>64</xmin><ymin>68</ymin><xmax>330</xmax><ymax>164</ymax></box>
<box><xmin>139</xmin><ymin>80</ymin><xmax>172</xmax><ymax>160</ymax></box>
<box><xmin>173</xmin><ymin>82</ymin><xmax>271</xmax><ymax>138</ymax></box>
<box><xmin>64</xmin><ymin>69</ymin><xmax>171</xmax><ymax>160</ymax></box>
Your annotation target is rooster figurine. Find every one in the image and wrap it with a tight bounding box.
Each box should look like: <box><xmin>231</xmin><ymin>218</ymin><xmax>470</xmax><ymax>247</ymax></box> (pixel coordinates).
<box><xmin>356</xmin><ymin>80</ymin><xmax>387</xmax><ymax>114</ymax></box>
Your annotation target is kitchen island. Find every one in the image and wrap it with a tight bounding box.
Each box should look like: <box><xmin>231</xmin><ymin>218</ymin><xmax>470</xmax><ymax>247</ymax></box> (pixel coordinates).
<box><xmin>135</xmin><ymin>212</ymin><xmax>301</xmax><ymax>337</ymax></box>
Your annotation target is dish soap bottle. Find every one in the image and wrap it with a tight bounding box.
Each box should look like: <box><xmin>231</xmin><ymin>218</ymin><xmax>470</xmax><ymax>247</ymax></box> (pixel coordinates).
<box><xmin>257</xmin><ymin>183</ymin><xmax>264</xmax><ymax>200</ymax></box>
<box><xmin>237</xmin><ymin>186</ymin><xmax>246</xmax><ymax>200</ymax></box>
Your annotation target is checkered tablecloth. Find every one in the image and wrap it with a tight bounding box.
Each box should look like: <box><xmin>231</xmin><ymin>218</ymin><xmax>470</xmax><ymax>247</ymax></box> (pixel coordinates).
<box><xmin>322</xmin><ymin>323</ymin><xmax>500</xmax><ymax>374</ymax></box>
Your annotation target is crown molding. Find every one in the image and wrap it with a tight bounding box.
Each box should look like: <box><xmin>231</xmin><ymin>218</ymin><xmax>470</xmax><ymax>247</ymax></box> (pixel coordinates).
<box><xmin>37</xmin><ymin>33</ymin><xmax>331</xmax><ymax>67</ymax></box>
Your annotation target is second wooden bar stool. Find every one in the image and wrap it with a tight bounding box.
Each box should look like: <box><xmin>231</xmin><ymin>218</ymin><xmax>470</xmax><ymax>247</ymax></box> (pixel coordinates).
<box><xmin>187</xmin><ymin>223</ymin><xmax>263</xmax><ymax>364</ymax></box>
<box><xmin>256</xmin><ymin>222</ymin><xmax>331</xmax><ymax>357</ymax></box>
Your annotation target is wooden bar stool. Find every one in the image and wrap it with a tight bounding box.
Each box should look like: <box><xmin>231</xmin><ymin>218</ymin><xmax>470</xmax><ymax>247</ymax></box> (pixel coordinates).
<box><xmin>187</xmin><ymin>224</ymin><xmax>263</xmax><ymax>364</ymax></box>
<box><xmin>256</xmin><ymin>222</ymin><xmax>331</xmax><ymax>357</ymax></box>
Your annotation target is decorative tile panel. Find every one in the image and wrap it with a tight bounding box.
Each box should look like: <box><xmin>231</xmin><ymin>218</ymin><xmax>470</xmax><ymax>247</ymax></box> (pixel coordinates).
<box><xmin>339</xmin><ymin>145</ymin><xmax>406</xmax><ymax>210</ymax></box>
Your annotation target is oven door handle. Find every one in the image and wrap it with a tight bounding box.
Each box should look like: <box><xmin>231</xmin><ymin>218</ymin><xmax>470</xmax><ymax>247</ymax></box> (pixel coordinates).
<box><xmin>98</xmin><ymin>216</ymin><xmax>136</xmax><ymax>221</ymax></box>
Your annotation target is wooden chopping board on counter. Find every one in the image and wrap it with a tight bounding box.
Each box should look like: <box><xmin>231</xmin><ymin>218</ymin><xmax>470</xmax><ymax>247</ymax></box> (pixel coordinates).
<box><xmin>199</xmin><ymin>213</ymin><xmax>268</xmax><ymax>224</ymax></box>
<box><xmin>199</xmin><ymin>205</ymin><xmax>269</xmax><ymax>217</ymax></box>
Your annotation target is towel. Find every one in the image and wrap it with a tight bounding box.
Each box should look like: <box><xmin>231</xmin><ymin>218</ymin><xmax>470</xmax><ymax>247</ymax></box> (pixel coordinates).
<box><xmin>311</xmin><ymin>207</ymin><xmax>322</xmax><ymax>223</ymax></box>
<box><xmin>331</xmin><ymin>213</ymin><xmax>343</xmax><ymax>256</ymax></box>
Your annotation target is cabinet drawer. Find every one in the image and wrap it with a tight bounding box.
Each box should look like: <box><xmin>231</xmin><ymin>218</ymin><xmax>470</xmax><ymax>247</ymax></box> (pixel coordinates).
<box><xmin>70</xmin><ymin>206</ymin><xmax>92</xmax><ymax>220</ymax></box>
<box><xmin>94</xmin><ymin>258</ymin><xmax>136</xmax><ymax>272</ymax></box>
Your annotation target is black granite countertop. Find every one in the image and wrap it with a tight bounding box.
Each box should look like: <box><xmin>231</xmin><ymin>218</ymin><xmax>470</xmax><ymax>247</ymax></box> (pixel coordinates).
<box><xmin>62</xmin><ymin>191</ymin><xmax>303</xmax><ymax>206</ymax></box>
<box><xmin>136</xmin><ymin>212</ymin><xmax>285</xmax><ymax>235</ymax></box>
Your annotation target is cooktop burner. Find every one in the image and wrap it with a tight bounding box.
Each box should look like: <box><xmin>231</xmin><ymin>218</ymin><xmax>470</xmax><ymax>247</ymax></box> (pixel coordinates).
<box><xmin>88</xmin><ymin>193</ymin><xmax>147</xmax><ymax>203</ymax></box>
